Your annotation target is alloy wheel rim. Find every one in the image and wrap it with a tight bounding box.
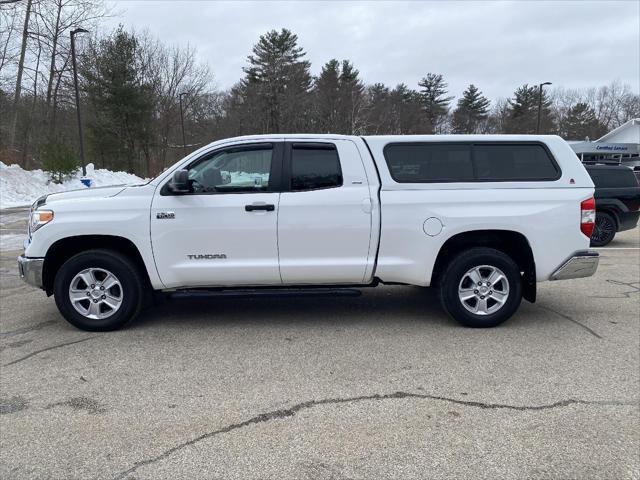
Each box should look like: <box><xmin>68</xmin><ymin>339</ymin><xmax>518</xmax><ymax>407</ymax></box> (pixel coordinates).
<box><xmin>592</xmin><ymin>216</ymin><xmax>614</xmax><ymax>243</ymax></box>
<box><xmin>458</xmin><ymin>265</ymin><xmax>510</xmax><ymax>316</ymax></box>
<box><xmin>69</xmin><ymin>268</ymin><xmax>123</xmax><ymax>319</ymax></box>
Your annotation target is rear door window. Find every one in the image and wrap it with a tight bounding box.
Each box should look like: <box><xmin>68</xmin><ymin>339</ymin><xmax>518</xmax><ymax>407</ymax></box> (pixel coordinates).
<box><xmin>290</xmin><ymin>143</ymin><xmax>343</xmax><ymax>191</ymax></box>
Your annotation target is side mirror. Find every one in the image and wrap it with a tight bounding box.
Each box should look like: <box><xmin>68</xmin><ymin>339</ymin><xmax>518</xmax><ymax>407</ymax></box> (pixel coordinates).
<box><xmin>168</xmin><ymin>169</ymin><xmax>191</xmax><ymax>194</ymax></box>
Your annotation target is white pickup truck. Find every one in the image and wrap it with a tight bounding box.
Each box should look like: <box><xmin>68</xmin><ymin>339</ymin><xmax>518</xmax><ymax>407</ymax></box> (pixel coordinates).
<box><xmin>19</xmin><ymin>134</ymin><xmax>599</xmax><ymax>331</ymax></box>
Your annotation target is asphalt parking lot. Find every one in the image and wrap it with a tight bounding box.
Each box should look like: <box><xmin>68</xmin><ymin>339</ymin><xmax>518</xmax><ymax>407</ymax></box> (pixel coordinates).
<box><xmin>1</xmin><ymin>207</ymin><xmax>638</xmax><ymax>480</ymax></box>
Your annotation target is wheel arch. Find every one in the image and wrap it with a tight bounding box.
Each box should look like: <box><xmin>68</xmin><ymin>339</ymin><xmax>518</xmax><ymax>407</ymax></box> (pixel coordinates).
<box><xmin>42</xmin><ymin>235</ymin><xmax>152</xmax><ymax>296</ymax></box>
<box><xmin>431</xmin><ymin>229</ymin><xmax>537</xmax><ymax>303</ymax></box>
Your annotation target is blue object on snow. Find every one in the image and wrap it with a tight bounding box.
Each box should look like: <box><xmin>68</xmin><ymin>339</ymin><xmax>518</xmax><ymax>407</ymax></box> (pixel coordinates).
<box><xmin>80</xmin><ymin>178</ymin><xmax>92</xmax><ymax>188</ymax></box>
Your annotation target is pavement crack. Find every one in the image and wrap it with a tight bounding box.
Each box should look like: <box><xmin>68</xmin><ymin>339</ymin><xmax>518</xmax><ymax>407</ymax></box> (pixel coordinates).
<box><xmin>538</xmin><ymin>305</ymin><xmax>602</xmax><ymax>339</ymax></box>
<box><xmin>111</xmin><ymin>391</ymin><xmax>636</xmax><ymax>480</ymax></box>
<box><xmin>592</xmin><ymin>279</ymin><xmax>640</xmax><ymax>299</ymax></box>
<box><xmin>2</xmin><ymin>336</ymin><xmax>98</xmax><ymax>367</ymax></box>
<box><xmin>0</xmin><ymin>320</ymin><xmax>57</xmax><ymax>337</ymax></box>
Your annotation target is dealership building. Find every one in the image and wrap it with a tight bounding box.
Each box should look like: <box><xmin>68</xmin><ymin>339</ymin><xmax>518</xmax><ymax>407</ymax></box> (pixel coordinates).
<box><xmin>569</xmin><ymin>118</ymin><xmax>640</xmax><ymax>164</ymax></box>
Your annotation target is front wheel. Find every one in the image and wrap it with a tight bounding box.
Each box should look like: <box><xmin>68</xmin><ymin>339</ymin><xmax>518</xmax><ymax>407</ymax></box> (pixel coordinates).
<box><xmin>590</xmin><ymin>211</ymin><xmax>616</xmax><ymax>247</ymax></box>
<box><xmin>439</xmin><ymin>247</ymin><xmax>522</xmax><ymax>328</ymax></box>
<box><xmin>53</xmin><ymin>249</ymin><xmax>144</xmax><ymax>331</ymax></box>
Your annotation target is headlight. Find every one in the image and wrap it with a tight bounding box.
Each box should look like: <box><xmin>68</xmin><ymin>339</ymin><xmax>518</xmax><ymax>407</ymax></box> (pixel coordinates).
<box><xmin>30</xmin><ymin>210</ymin><xmax>54</xmax><ymax>233</ymax></box>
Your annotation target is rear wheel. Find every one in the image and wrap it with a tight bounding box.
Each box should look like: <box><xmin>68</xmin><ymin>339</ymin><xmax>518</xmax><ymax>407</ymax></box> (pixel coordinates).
<box><xmin>439</xmin><ymin>247</ymin><xmax>522</xmax><ymax>328</ymax></box>
<box><xmin>54</xmin><ymin>250</ymin><xmax>144</xmax><ymax>331</ymax></box>
<box><xmin>590</xmin><ymin>211</ymin><xmax>616</xmax><ymax>247</ymax></box>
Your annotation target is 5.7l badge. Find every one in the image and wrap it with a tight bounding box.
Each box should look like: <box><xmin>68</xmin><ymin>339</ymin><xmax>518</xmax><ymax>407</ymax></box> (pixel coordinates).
<box><xmin>156</xmin><ymin>212</ymin><xmax>175</xmax><ymax>219</ymax></box>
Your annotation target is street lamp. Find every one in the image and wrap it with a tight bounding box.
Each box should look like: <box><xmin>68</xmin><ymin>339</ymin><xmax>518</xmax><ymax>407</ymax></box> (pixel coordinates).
<box><xmin>536</xmin><ymin>81</ymin><xmax>552</xmax><ymax>134</ymax></box>
<box><xmin>178</xmin><ymin>92</ymin><xmax>188</xmax><ymax>153</ymax></box>
<box><xmin>71</xmin><ymin>27</ymin><xmax>89</xmax><ymax>176</ymax></box>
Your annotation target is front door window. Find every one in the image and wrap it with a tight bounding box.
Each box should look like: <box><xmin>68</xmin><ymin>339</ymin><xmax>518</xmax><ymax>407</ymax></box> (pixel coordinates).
<box><xmin>187</xmin><ymin>145</ymin><xmax>273</xmax><ymax>193</ymax></box>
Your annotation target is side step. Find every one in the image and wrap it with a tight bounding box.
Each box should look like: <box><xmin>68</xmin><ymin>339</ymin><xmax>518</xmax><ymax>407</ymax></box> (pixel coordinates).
<box><xmin>169</xmin><ymin>288</ymin><xmax>363</xmax><ymax>299</ymax></box>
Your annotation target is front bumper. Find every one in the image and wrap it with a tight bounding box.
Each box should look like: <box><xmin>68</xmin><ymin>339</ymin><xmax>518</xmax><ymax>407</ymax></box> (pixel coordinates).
<box><xmin>18</xmin><ymin>255</ymin><xmax>44</xmax><ymax>289</ymax></box>
<box><xmin>549</xmin><ymin>250</ymin><xmax>599</xmax><ymax>281</ymax></box>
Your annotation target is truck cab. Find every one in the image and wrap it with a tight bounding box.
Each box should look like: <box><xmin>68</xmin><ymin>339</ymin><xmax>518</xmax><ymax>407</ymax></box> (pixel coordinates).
<box><xmin>150</xmin><ymin>138</ymin><xmax>379</xmax><ymax>288</ymax></box>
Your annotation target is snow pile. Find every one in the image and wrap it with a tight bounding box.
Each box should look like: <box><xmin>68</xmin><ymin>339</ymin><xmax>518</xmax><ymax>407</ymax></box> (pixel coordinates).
<box><xmin>227</xmin><ymin>171</ymin><xmax>270</xmax><ymax>186</ymax></box>
<box><xmin>0</xmin><ymin>162</ymin><xmax>146</xmax><ymax>208</ymax></box>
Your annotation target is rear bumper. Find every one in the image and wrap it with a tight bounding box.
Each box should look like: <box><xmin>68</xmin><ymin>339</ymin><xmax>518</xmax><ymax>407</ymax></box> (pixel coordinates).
<box><xmin>549</xmin><ymin>250</ymin><xmax>599</xmax><ymax>281</ymax></box>
<box><xmin>17</xmin><ymin>255</ymin><xmax>44</xmax><ymax>289</ymax></box>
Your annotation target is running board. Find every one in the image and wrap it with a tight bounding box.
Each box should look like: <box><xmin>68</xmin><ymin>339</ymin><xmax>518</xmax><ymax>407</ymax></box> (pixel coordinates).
<box><xmin>169</xmin><ymin>288</ymin><xmax>363</xmax><ymax>299</ymax></box>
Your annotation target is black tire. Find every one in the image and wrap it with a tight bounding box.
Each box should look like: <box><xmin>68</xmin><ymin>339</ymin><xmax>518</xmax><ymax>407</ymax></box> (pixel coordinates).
<box><xmin>439</xmin><ymin>247</ymin><xmax>522</xmax><ymax>328</ymax></box>
<box><xmin>53</xmin><ymin>249</ymin><xmax>144</xmax><ymax>331</ymax></box>
<box><xmin>590</xmin><ymin>211</ymin><xmax>616</xmax><ymax>247</ymax></box>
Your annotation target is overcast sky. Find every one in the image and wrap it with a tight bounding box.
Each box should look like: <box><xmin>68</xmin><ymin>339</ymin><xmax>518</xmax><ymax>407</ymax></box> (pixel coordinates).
<box><xmin>106</xmin><ymin>0</ymin><xmax>640</xmax><ymax>100</ymax></box>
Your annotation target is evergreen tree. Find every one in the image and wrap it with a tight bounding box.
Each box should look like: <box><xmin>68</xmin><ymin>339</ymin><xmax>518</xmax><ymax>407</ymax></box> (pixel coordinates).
<box><xmin>363</xmin><ymin>83</ymin><xmax>392</xmax><ymax>134</ymax></box>
<box><xmin>562</xmin><ymin>102</ymin><xmax>606</xmax><ymax>140</ymax></box>
<box><xmin>389</xmin><ymin>83</ymin><xmax>425</xmax><ymax>134</ymax></box>
<box><xmin>241</xmin><ymin>28</ymin><xmax>312</xmax><ymax>133</ymax></box>
<box><xmin>504</xmin><ymin>84</ymin><xmax>555</xmax><ymax>134</ymax></box>
<box><xmin>314</xmin><ymin>59</ymin><xmax>340</xmax><ymax>133</ymax></box>
<box><xmin>41</xmin><ymin>137</ymin><xmax>78</xmax><ymax>184</ymax></box>
<box><xmin>418</xmin><ymin>73</ymin><xmax>453</xmax><ymax>133</ymax></box>
<box><xmin>81</xmin><ymin>27</ymin><xmax>155</xmax><ymax>174</ymax></box>
<box><xmin>337</xmin><ymin>60</ymin><xmax>365</xmax><ymax>134</ymax></box>
<box><xmin>452</xmin><ymin>84</ymin><xmax>490</xmax><ymax>133</ymax></box>
<box><xmin>313</xmin><ymin>59</ymin><xmax>365</xmax><ymax>134</ymax></box>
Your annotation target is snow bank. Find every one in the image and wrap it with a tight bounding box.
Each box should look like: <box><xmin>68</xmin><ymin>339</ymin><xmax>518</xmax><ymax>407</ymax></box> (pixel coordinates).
<box><xmin>227</xmin><ymin>171</ymin><xmax>269</xmax><ymax>186</ymax></box>
<box><xmin>0</xmin><ymin>162</ymin><xmax>146</xmax><ymax>208</ymax></box>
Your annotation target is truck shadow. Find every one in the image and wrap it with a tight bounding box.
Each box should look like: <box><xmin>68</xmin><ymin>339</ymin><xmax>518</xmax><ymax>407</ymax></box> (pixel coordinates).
<box><xmin>132</xmin><ymin>285</ymin><xmax>455</xmax><ymax>330</ymax></box>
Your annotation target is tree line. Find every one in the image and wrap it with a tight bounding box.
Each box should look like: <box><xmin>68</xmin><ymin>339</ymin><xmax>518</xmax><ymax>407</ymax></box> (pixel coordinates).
<box><xmin>1</xmin><ymin>0</ymin><xmax>639</xmax><ymax>178</ymax></box>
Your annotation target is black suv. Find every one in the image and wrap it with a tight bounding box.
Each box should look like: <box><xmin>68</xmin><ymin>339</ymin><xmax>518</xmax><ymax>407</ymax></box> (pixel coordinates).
<box><xmin>585</xmin><ymin>164</ymin><xmax>640</xmax><ymax>246</ymax></box>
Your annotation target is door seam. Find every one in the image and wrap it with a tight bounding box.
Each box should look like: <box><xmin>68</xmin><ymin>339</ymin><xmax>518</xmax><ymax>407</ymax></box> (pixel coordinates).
<box><xmin>275</xmin><ymin>193</ymin><xmax>284</xmax><ymax>283</ymax></box>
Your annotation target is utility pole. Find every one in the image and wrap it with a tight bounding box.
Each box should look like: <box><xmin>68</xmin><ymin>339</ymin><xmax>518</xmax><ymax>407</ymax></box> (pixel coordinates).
<box><xmin>71</xmin><ymin>27</ymin><xmax>89</xmax><ymax>176</ymax></box>
<box><xmin>179</xmin><ymin>92</ymin><xmax>188</xmax><ymax>153</ymax></box>
<box><xmin>536</xmin><ymin>82</ymin><xmax>552</xmax><ymax>134</ymax></box>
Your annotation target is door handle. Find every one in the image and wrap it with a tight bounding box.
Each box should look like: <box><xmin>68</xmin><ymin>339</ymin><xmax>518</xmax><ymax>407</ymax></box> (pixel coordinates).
<box><xmin>245</xmin><ymin>203</ymin><xmax>275</xmax><ymax>212</ymax></box>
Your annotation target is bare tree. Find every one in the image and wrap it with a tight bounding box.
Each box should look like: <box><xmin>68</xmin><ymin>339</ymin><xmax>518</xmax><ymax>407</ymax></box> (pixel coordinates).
<box><xmin>137</xmin><ymin>31</ymin><xmax>211</xmax><ymax>170</ymax></box>
<box><xmin>20</xmin><ymin>32</ymin><xmax>41</xmax><ymax>166</ymax></box>
<box><xmin>0</xmin><ymin>1</ymin><xmax>21</xmax><ymax>87</ymax></box>
<box><xmin>31</xmin><ymin>0</ymin><xmax>109</xmax><ymax>129</ymax></box>
<box><xmin>9</xmin><ymin>0</ymin><xmax>32</xmax><ymax>146</ymax></box>
<box><xmin>484</xmin><ymin>98</ymin><xmax>509</xmax><ymax>134</ymax></box>
<box><xmin>586</xmin><ymin>80</ymin><xmax>639</xmax><ymax>130</ymax></box>
<box><xmin>550</xmin><ymin>86</ymin><xmax>583</xmax><ymax>134</ymax></box>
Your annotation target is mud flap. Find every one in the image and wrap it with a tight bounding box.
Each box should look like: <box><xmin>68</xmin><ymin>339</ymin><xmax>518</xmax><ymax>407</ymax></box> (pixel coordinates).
<box><xmin>522</xmin><ymin>265</ymin><xmax>536</xmax><ymax>303</ymax></box>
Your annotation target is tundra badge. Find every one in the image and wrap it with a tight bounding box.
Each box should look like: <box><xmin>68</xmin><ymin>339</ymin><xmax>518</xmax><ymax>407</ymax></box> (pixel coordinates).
<box><xmin>156</xmin><ymin>212</ymin><xmax>175</xmax><ymax>219</ymax></box>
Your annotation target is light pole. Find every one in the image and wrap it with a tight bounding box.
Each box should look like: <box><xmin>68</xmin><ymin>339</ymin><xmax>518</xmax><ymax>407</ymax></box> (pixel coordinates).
<box><xmin>178</xmin><ymin>92</ymin><xmax>187</xmax><ymax>153</ymax></box>
<box><xmin>71</xmin><ymin>27</ymin><xmax>89</xmax><ymax>176</ymax></box>
<box><xmin>536</xmin><ymin>81</ymin><xmax>552</xmax><ymax>134</ymax></box>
